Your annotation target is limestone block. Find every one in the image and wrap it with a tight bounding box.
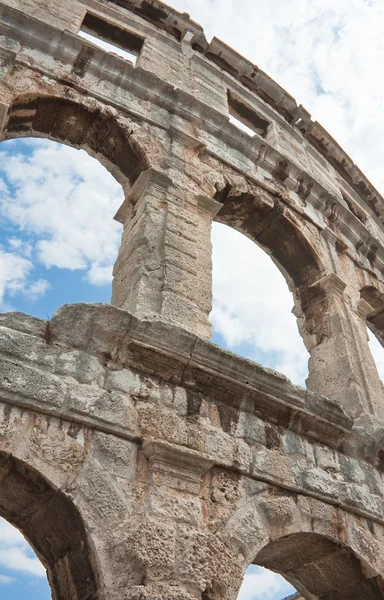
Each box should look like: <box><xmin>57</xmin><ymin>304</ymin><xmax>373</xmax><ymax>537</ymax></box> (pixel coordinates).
<box><xmin>251</xmin><ymin>447</ymin><xmax>299</xmax><ymax>488</ymax></box>
<box><xmin>171</xmin><ymin>387</ymin><xmax>188</xmax><ymax>416</ymax></box>
<box><xmin>66</xmin><ymin>458</ymin><xmax>131</xmax><ymax>529</ymax></box>
<box><xmin>138</xmin><ymin>403</ymin><xmax>187</xmax><ymax>445</ymax></box>
<box><xmin>50</xmin><ymin>303</ymin><xmax>133</xmax><ymax>356</ymax></box>
<box><xmin>301</xmin><ymin>468</ymin><xmax>340</xmax><ymax>499</ymax></box>
<box><xmin>90</xmin><ymin>431</ymin><xmax>138</xmax><ymax>482</ymax></box>
<box><xmin>0</xmin><ymin>312</ymin><xmax>46</xmax><ymax>337</ymax></box>
<box><xmin>105</xmin><ymin>368</ymin><xmax>141</xmax><ymax>395</ymax></box>
<box><xmin>67</xmin><ymin>382</ymin><xmax>138</xmax><ymax>433</ymax></box>
<box><xmin>234</xmin><ymin>411</ymin><xmax>266</xmax><ymax>445</ymax></box>
<box><xmin>339</xmin><ymin>482</ymin><xmax>384</xmax><ymax>520</ymax></box>
<box><xmin>0</xmin><ymin>324</ymin><xmax>56</xmax><ymax>368</ymax></box>
<box><xmin>176</xmin><ymin>527</ymin><xmax>210</xmax><ymax>592</ymax></box>
<box><xmin>314</xmin><ymin>445</ymin><xmax>339</xmax><ymax>472</ymax></box>
<box><xmin>120</xmin><ymin>517</ymin><xmax>177</xmax><ymax>585</ymax></box>
<box><xmin>55</xmin><ymin>349</ymin><xmax>105</xmax><ymax>384</ymax></box>
<box><xmin>282</xmin><ymin>430</ymin><xmax>305</xmax><ymax>455</ymax></box>
<box><xmin>361</xmin><ymin>461</ymin><xmax>384</xmax><ymax>495</ymax></box>
<box><xmin>338</xmin><ymin>453</ymin><xmax>366</xmax><ymax>484</ymax></box>
<box><xmin>24</xmin><ymin>416</ymin><xmax>90</xmax><ymax>486</ymax></box>
<box><xmin>0</xmin><ymin>403</ymin><xmax>33</xmax><ymax>462</ymax></box>
<box><xmin>0</xmin><ymin>357</ymin><xmax>66</xmax><ymax>409</ymax></box>
<box><xmin>192</xmin><ymin>424</ymin><xmax>234</xmax><ymax>466</ymax></box>
<box><xmin>149</xmin><ymin>484</ymin><xmax>202</xmax><ymax>526</ymax></box>
<box><xmin>209</xmin><ymin>470</ymin><xmax>244</xmax><ymax>508</ymax></box>
<box><xmin>232</xmin><ymin>438</ymin><xmax>253</xmax><ymax>472</ymax></box>
<box><xmin>258</xmin><ymin>495</ymin><xmax>298</xmax><ymax>534</ymax></box>
<box><xmin>347</xmin><ymin>521</ymin><xmax>384</xmax><ymax>575</ymax></box>
<box><xmin>220</xmin><ymin>501</ymin><xmax>269</xmax><ymax>564</ymax></box>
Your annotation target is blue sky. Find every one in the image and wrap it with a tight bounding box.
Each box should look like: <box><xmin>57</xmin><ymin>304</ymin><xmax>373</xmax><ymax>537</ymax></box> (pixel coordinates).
<box><xmin>1</xmin><ymin>0</ymin><xmax>384</xmax><ymax>599</ymax></box>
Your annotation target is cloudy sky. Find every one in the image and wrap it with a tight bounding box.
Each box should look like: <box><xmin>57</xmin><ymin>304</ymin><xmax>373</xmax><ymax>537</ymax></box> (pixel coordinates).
<box><xmin>1</xmin><ymin>0</ymin><xmax>384</xmax><ymax>598</ymax></box>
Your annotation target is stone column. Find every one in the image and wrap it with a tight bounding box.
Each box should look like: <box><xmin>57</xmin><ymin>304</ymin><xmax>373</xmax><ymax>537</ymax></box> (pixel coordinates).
<box><xmin>117</xmin><ymin>440</ymin><xmax>216</xmax><ymax>600</ymax></box>
<box><xmin>112</xmin><ymin>168</ymin><xmax>221</xmax><ymax>339</ymax></box>
<box><xmin>304</xmin><ymin>272</ymin><xmax>384</xmax><ymax>420</ymax></box>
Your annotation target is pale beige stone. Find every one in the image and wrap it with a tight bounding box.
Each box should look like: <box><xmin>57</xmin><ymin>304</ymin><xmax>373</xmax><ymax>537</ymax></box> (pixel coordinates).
<box><xmin>1</xmin><ymin>1</ymin><xmax>384</xmax><ymax>599</ymax></box>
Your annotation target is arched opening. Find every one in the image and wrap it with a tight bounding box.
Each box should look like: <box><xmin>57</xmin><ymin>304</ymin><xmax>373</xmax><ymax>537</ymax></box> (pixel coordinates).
<box><xmin>368</xmin><ymin>329</ymin><xmax>384</xmax><ymax>382</ymax></box>
<box><xmin>252</xmin><ymin>532</ymin><xmax>384</xmax><ymax>599</ymax></box>
<box><xmin>0</xmin><ymin>452</ymin><xmax>99</xmax><ymax>600</ymax></box>
<box><xmin>3</xmin><ymin>95</ymin><xmax>149</xmax><ymax>185</ymax></box>
<box><xmin>237</xmin><ymin>564</ymin><xmax>296</xmax><ymax>600</ymax></box>
<box><xmin>214</xmin><ymin>184</ymin><xmax>323</xmax><ymax>290</ymax></box>
<box><xmin>0</xmin><ymin>136</ymin><xmax>124</xmax><ymax>316</ymax></box>
<box><xmin>0</xmin><ymin>93</ymin><xmax>164</xmax><ymax>320</ymax></box>
<box><xmin>0</xmin><ymin>92</ymin><xmax>152</xmax><ymax>316</ymax></box>
<box><xmin>212</xmin><ymin>181</ymin><xmax>325</xmax><ymax>388</ymax></box>
<box><xmin>0</xmin><ymin>518</ymin><xmax>50</xmax><ymax>599</ymax></box>
<box><xmin>359</xmin><ymin>285</ymin><xmax>384</xmax><ymax>382</ymax></box>
<box><xmin>211</xmin><ymin>222</ymin><xmax>310</xmax><ymax>386</ymax></box>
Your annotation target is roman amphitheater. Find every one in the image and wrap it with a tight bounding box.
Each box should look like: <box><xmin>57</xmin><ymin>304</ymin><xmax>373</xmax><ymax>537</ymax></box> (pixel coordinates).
<box><xmin>0</xmin><ymin>0</ymin><xmax>384</xmax><ymax>598</ymax></box>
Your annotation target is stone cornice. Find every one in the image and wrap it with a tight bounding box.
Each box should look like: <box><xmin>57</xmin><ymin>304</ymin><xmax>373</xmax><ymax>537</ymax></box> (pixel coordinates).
<box><xmin>47</xmin><ymin>303</ymin><xmax>356</xmax><ymax>448</ymax></box>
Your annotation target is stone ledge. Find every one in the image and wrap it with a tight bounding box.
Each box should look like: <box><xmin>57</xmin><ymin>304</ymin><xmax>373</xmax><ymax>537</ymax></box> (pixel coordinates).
<box><xmin>6</xmin><ymin>303</ymin><xmax>384</xmax><ymax>469</ymax></box>
<box><xmin>48</xmin><ymin>303</ymin><xmax>354</xmax><ymax>447</ymax></box>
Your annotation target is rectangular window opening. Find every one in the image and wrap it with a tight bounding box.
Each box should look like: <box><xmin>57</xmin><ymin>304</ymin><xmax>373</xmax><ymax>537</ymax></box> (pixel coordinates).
<box><xmin>340</xmin><ymin>189</ymin><xmax>368</xmax><ymax>224</ymax></box>
<box><xmin>78</xmin><ymin>13</ymin><xmax>144</xmax><ymax>64</ymax></box>
<box><xmin>227</xmin><ymin>90</ymin><xmax>270</xmax><ymax>138</ymax></box>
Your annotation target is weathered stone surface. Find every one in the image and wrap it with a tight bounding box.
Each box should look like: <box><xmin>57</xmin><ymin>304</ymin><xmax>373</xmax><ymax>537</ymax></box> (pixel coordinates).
<box><xmin>2</xmin><ymin>1</ymin><xmax>384</xmax><ymax>599</ymax></box>
<box><xmin>1</xmin><ymin>303</ymin><xmax>384</xmax><ymax>597</ymax></box>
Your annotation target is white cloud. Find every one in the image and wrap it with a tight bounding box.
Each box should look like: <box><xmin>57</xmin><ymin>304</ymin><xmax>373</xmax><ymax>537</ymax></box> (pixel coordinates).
<box><xmin>0</xmin><ymin>574</ymin><xmax>15</xmax><ymax>585</ymax></box>
<box><xmin>8</xmin><ymin>238</ymin><xmax>33</xmax><ymax>258</ymax></box>
<box><xmin>0</xmin><ymin>140</ymin><xmax>124</xmax><ymax>292</ymax></box>
<box><xmin>26</xmin><ymin>279</ymin><xmax>51</xmax><ymax>301</ymax></box>
<box><xmin>87</xmin><ymin>263</ymin><xmax>114</xmax><ymax>286</ymax></box>
<box><xmin>238</xmin><ymin>566</ymin><xmax>295</xmax><ymax>600</ymax></box>
<box><xmin>0</xmin><ymin>247</ymin><xmax>34</xmax><ymax>309</ymax></box>
<box><xmin>0</xmin><ymin>519</ymin><xmax>46</xmax><ymax>578</ymax></box>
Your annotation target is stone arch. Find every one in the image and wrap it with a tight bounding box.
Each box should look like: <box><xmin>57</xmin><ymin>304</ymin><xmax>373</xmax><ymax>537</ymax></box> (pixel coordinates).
<box><xmin>1</xmin><ymin>90</ymin><xmax>153</xmax><ymax>188</ymax></box>
<box><xmin>0</xmin><ymin>450</ymin><xmax>99</xmax><ymax>600</ymax></box>
<box><xmin>0</xmin><ymin>84</ymin><xmax>165</xmax><ymax>320</ymax></box>
<box><xmin>218</xmin><ymin>489</ymin><xmax>384</xmax><ymax>600</ymax></box>
<box><xmin>213</xmin><ymin>178</ymin><xmax>384</xmax><ymax>416</ymax></box>
<box><xmin>256</xmin><ymin>532</ymin><xmax>384</xmax><ymax>599</ymax></box>
<box><xmin>213</xmin><ymin>180</ymin><xmax>328</xmax><ymax>389</ymax></box>
<box><xmin>214</xmin><ymin>182</ymin><xmax>325</xmax><ymax>290</ymax></box>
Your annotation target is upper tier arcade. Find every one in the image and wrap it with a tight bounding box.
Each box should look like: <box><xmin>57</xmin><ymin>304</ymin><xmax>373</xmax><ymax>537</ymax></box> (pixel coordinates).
<box><xmin>1</xmin><ymin>0</ymin><xmax>384</xmax><ymax>424</ymax></box>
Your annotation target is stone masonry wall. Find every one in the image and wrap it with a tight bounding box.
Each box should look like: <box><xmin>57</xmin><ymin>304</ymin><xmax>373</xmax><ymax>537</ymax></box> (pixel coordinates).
<box><xmin>1</xmin><ymin>304</ymin><xmax>384</xmax><ymax>598</ymax></box>
<box><xmin>1</xmin><ymin>0</ymin><xmax>384</xmax><ymax>598</ymax></box>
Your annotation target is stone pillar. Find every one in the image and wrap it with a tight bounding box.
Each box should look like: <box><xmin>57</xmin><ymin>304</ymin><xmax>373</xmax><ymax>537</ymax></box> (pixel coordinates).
<box><xmin>112</xmin><ymin>168</ymin><xmax>221</xmax><ymax>339</ymax></box>
<box><xmin>120</xmin><ymin>440</ymin><xmax>215</xmax><ymax>600</ymax></box>
<box><xmin>304</xmin><ymin>272</ymin><xmax>384</xmax><ymax>420</ymax></box>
